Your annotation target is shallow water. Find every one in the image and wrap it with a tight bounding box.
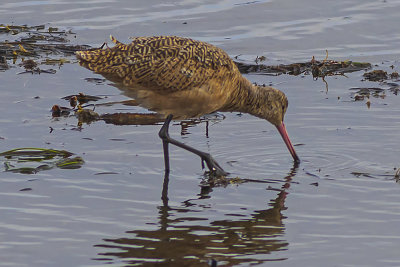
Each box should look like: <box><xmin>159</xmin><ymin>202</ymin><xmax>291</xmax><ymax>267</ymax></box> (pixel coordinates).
<box><xmin>1</xmin><ymin>0</ymin><xmax>400</xmax><ymax>266</ymax></box>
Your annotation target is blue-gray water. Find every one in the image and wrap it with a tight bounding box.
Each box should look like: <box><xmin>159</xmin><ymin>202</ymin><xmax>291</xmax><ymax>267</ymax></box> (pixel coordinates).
<box><xmin>1</xmin><ymin>0</ymin><xmax>400</xmax><ymax>266</ymax></box>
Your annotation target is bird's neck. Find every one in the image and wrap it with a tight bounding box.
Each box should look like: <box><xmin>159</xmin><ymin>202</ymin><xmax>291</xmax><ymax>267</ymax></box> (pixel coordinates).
<box><xmin>221</xmin><ymin>77</ymin><xmax>265</xmax><ymax>116</ymax></box>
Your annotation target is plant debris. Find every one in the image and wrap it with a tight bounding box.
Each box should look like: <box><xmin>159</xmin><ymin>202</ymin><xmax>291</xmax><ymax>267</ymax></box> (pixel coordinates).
<box><xmin>19</xmin><ymin>59</ymin><xmax>37</xmax><ymax>69</ymax></box>
<box><xmin>350</xmin><ymin>81</ymin><xmax>400</xmax><ymax>103</ymax></box>
<box><xmin>362</xmin><ymin>69</ymin><xmax>400</xmax><ymax>82</ymax></box>
<box><xmin>75</xmin><ymin>106</ymin><xmax>100</xmax><ymax>123</ymax></box>
<box><xmin>62</xmin><ymin>93</ymin><xmax>103</xmax><ymax>106</ymax></box>
<box><xmin>0</xmin><ymin>147</ymin><xmax>84</xmax><ymax>174</ymax></box>
<box><xmin>0</xmin><ymin>147</ymin><xmax>73</xmax><ymax>158</ymax></box>
<box><xmin>0</xmin><ymin>24</ymin><xmax>90</xmax><ymax>73</ymax></box>
<box><xmin>101</xmin><ymin>113</ymin><xmax>163</xmax><ymax>125</ymax></box>
<box><xmin>235</xmin><ymin>50</ymin><xmax>371</xmax><ymax>77</ymax></box>
<box><xmin>84</xmin><ymin>77</ymin><xmax>107</xmax><ymax>84</ymax></box>
<box><xmin>0</xmin><ymin>55</ymin><xmax>8</xmax><ymax>70</ymax></box>
<box><xmin>51</xmin><ymin>104</ymin><xmax>72</xmax><ymax>117</ymax></box>
<box><xmin>363</xmin><ymin>70</ymin><xmax>388</xmax><ymax>81</ymax></box>
<box><xmin>390</xmin><ymin>72</ymin><xmax>399</xmax><ymax>79</ymax></box>
<box><xmin>350</xmin><ymin>87</ymin><xmax>385</xmax><ymax>100</ymax></box>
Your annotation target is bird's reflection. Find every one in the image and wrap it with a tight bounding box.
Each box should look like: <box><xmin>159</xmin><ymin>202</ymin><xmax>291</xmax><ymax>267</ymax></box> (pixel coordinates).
<box><xmin>94</xmin><ymin>163</ymin><xmax>299</xmax><ymax>266</ymax></box>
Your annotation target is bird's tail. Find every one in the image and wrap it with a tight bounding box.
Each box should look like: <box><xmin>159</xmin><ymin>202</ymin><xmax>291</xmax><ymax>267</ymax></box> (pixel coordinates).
<box><xmin>76</xmin><ymin>35</ymin><xmax>119</xmax><ymax>60</ymax></box>
<box><xmin>75</xmin><ymin>35</ymin><xmax>128</xmax><ymax>82</ymax></box>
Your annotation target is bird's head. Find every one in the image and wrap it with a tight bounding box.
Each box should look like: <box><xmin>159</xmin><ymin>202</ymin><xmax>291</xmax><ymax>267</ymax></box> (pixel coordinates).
<box><xmin>252</xmin><ymin>86</ymin><xmax>299</xmax><ymax>162</ymax></box>
<box><xmin>248</xmin><ymin>86</ymin><xmax>288</xmax><ymax>127</ymax></box>
<box><xmin>253</xmin><ymin>86</ymin><xmax>288</xmax><ymax>126</ymax></box>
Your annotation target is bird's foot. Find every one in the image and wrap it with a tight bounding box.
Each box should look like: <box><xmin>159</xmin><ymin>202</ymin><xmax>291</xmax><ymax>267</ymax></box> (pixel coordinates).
<box><xmin>200</xmin><ymin>153</ymin><xmax>228</xmax><ymax>177</ymax></box>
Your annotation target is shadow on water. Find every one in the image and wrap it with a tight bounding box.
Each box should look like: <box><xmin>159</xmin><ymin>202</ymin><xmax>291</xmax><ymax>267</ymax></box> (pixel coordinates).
<box><xmin>93</xmin><ymin>163</ymin><xmax>299</xmax><ymax>266</ymax></box>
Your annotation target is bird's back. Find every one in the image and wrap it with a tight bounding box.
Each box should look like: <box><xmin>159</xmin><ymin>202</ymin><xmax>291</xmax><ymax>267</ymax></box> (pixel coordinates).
<box><xmin>76</xmin><ymin>36</ymin><xmax>238</xmax><ymax>93</ymax></box>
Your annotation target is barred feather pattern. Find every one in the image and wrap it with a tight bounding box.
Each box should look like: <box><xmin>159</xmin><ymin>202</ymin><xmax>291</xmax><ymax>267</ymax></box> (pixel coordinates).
<box><xmin>76</xmin><ymin>35</ymin><xmax>236</xmax><ymax>92</ymax></box>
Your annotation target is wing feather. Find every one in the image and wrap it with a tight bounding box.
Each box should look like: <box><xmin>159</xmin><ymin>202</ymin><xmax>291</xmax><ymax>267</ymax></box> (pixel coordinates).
<box><xmin>76</xmin><ymin>36</ymin><xmax>236</xmax><ymax>92</ymax></box>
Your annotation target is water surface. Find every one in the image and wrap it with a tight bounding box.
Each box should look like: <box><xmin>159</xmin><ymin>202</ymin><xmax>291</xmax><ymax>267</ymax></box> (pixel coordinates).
<box><xmin>1</xmin><ymin>0</ymin><xmax>400</xmax><ymax>266</ymax></box>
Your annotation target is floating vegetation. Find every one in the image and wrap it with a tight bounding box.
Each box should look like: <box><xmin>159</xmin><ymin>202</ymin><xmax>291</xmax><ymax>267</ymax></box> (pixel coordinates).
<box><xmin>51</xmin><ymin>104</ymin><xmax>73</xmax><ymax>117</ymax></box>
<box><xmin>53</xmin><ymin>92</ymin><xmax>165</xmax><ymax>125</ymax></box>
<box><xmin>350</xmin><ymin>87</ymin><xmax>385</xmax><ymax>101</ymax></box>
<box><xmin>75</xmin><ymin>106</ymin><xmax>100</xmax><ymax>124</ymax></box>
<box><xmin>236</xmin><ymin>51</ymin><xmax>372</xmax><ymax>92</ymax></box>
<box><xmin>0</xmin><ymin>147</ymin><xmax>84</xmax><ymax>174</ymax></box>
<box><xmin>0</xmin><ymin>55</ymin><xmax>8</xmax><ymax>71</ymax></box>
<box><xmin>362</xmin><ymin>69</ymin><xmax>399</xmax><ymax>82</ymax></box>
<box><xmin>101</xmin><ymin>113</ymin><xmax>163</xmax><ymax>125</ymax></box>
<box><xmin>235</xmin><ymin>50</ymin><xmax>371</xmax><ymax>77</ymax></box>
<box><xmin>363</xmin><ymin>70</ymin><xmax>388</xmax><ymax>81</ymax></box>
<box><xmin>351</xmin><ymin>172</ymin><xmax>374</xmax><ymax>178</ymax></box>
<box><xmin>348</xmin><ymin>81</ymin><xmax>399</xmax><ymax>109</ymax></box>
<box><xmin>0</xmin><ymin>24</ymin><xmax>90</xmax><ymax>73</ymax></box>
<box><xmin>62</xmin><ymin>93</ymin><xmax>103</xmax><ymax>106</ymax></box>
<box><xmin>84</xmin><ymin>77</ymin><xmax>107</xmax><ymax>84</ymax></box>
<box><xmin>0</xmin><ymin>147</ymin><xmax>73</xmax><ymax>158</ymax></box>
<box><xmin>52</xmin><ymin>93</ymin><xmax>104</xmax><ymax>119</ymax></box>
<box><xmin>395</xmin><ymin>168</ymin><xmax>400</xmax><ymax>182</ymax></box>
<box><xmin>390</xmin><ymin>71</ymin><xmax>399</xmax><ymax>79</ymax></box>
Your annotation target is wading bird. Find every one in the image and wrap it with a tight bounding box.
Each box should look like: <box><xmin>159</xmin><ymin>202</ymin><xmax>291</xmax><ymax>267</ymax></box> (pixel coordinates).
<box><xmin>76</xmin><ymin>35</ymin><xmax>299</xmax><ymax>176</ymax></box>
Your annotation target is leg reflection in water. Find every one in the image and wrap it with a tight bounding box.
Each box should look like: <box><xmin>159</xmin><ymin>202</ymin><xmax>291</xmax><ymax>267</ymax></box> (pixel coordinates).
<box><xmin>94</xmin><ymin>162</ymin><xmax>299</xmax><ymax>266</ymax></box>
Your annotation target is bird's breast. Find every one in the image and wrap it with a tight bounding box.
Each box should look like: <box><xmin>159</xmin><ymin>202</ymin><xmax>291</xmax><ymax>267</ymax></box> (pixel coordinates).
<box><xmin>118</xmin><ymin>82</ymin><xmax>230</xmax><ymax>120</ymax></box>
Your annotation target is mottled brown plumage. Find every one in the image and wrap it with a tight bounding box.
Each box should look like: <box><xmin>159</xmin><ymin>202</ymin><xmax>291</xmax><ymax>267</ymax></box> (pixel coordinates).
<box><xmin>76</xmin><ymin>36</ymin><xmax>299</xmax><ymax>162</ymax></box>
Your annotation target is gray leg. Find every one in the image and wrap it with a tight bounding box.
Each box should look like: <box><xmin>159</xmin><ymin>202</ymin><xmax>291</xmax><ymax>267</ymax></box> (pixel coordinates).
<box><xmin>158</xmin><ymin>114</ymin><xmax>228</xmax><ymax>176</ymax></box>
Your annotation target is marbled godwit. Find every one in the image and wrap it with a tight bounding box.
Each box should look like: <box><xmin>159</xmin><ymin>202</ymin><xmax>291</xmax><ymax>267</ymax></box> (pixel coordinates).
<box><xmin>76</xmin><ymin>35</ymin><xmax>299</xmax><ymax>176</ymax></box>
